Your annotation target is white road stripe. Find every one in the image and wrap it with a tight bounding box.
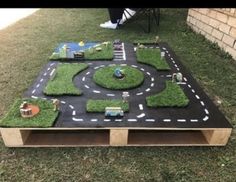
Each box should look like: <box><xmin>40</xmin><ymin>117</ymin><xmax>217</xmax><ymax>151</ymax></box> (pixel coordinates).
<box><xmin>190</xmin><ymin>119</ymin><xmax>198</xmax><ymax>122</ymax></box>
<box><xmin>43</xmin><ymin>73</ymin><xmax>47</xmax><ymax>76</ymax></box>
<box><xmin>72</xmin><ymin>111</ymin><xmax>76</xmax><ymax>116</ymax></box>
<box><xmin>61</xmin><ymin>101</ymin><xmax>66</xmax><ymax>104</ymax></box>
<box><xmin>72</xmin><ymin>118</ymin><xmax>83</xmax><ymax>122</ymax></box>
<box><xmin>177</xmin><ymin>119</ymin><xmax>186</xmax><ymax>122</ymax></box>
<box><xmin>91</xmin><ymin>119</ymin><xmax>98</xmax><ymax>122</ymax></box>
<box><xmin>69</xmin><ymin>105</ymin><xmax>74</xmax><ymax>109</ymax></box>
<box><xmin>36</xmin><ymin>84</ymin><xmax>40</xmax><ymax>88</ymax></box>
<box><xmin>82</xmin><ymin>77</ymin><xmax>85</xmax><ymax>81</ymax></box>
<box><xmin>191</xmin><ymin>89</ymin><xmax>195</xmax><ymax>93</ymax></box>
<box><xmin>40</xmin><ymin>79</ymin><xmax>44</xmax><ymax>82</ymax></box>
<box><xmin>47</xmin><ymin>67</ymin><xmax>51</xmax><ymax>71</ymax></box>
<box><xmin>174</xmin><ymin>64</ymin><xmax>178</xmax><ymax>68</ymax></box>
<box><xmin>163</xmin><ymin>119</ymin><xmax>171</xmax><ymax>122</ymax></box>
<box><xmin>195</xmin><ymin>95</ymin><xmax>200</xmax><ymax>99</ymax></box>
<box><xmin>93</xmin><ymin>90</ymin><xmax>101</xmax><ymax>93</ymax></box>
<box><xmin>115</xmin><ymin>119</ymin><xmax>122</xmax><ymax>122</ymax></box>
<box><xmin>86</xmin><ymin>72</ymin><xmax>90</xmax><ymax>75</ymax></box>
<box><xmin>137</xmin><ymin>113</ymin><xmax>145</xmax><ymax>118</ymax></box>
<box><xmin>203</xmin><ymin>116</ymin><xmax>209</xmax><ymax>121</ymax></box>
<box><xmin>120</xmin><ymin>64</ymin><xmax>127</xmax><ymax>66</ymax></box>
<box><xmin>136</xmin><ymin>92</ymin><xmax>143</xmax><ymax>96</ymax></box>
<box><xmin>151</xmin><ymin>83</ymin><xmax>154</xmax><ymax>87</ymax></box>
<box><xmin>131</xmin><ymin>65</ymin><xmax>137</xmax><ymax>68</ymax></box>
<box><xmin>32</xmin><ymin>89</ymin><xmax>36</xmax><ymax>94</ymax></box>
<box><xmin>200</xmin><ymin>101</ymin><xmax>205</xmax><ymax>106</ymax></box>
<box><xmin>166</xmin><ymin>75</ymin><xmax>172</xmax><ymax>77</ymax></box>
<box><xmin>31</xmin><ymin>96</ymin><xmax>38</xmax><ymax>99</ymax></box>
<box><xmin>94</xmin><ymin>66</ymin><xmax>100</xmax><ymax>69</ymax></box>
<box><xmin>146</xmin><ymin>72</ymin><xmax>151</xmax><ymax>75</ymax></box>
<box><xmin>151</xmin><ymin>77</ymin><xmax>155</xmax><ymax>81</ymax></box>
<box><xmin>163</xmin><ymin>47</ymin><xmax>166</xmax><ymax>50</ymax></box>
<box><xmin>188</xmin><ymin>84</ymin><xmax>191</xmax><ymax>88</ymax></box>
<box><xmin>140</xmin><ymin>68</ymin><xmax>145</xmax><ymax>71</ymax></box>
<box><xmin>177</xmin><ymin>68</ymin><xmax>180</xmax><ymax>71</ymax></box>
<box><xmin>104</xmin><ymin>119</ymin><xmax>111</xmax><ymax>122</ymax></box>
<box><xmin>139</xmin><ymin>104</ymin><xmax>143</xmax><ymax>110</ymax></box>
<box><xmin>145</xmin><ymin>88</ymin><xmax>151</xmax><ymax>92</ymax></box>
<box><xmin>177</xmin><ymin>82</ymin><xmax>186</xmax><ymax>85</ymax></box>
<box><xmin>128</xmin><ymin>119</ymin><xmax>137</xmax><ymax>122</ymax></box>
<box><xmin>107</xmin><ymin>94</ymin><xmax>115</xmax><ymax>97</ymax></box>
<box><xmin>50</xmin><ymin>68</ymin><xmax>55</xmax><ymax>76</ymax></box>
<box><xmin>183</xmin><ymin>77</ymin><xmax>187</xmax><ymax>81</ymax></box>
<box><xmin>204</xmin><ymin>109</ymin><xmax>209</xmax><ymax>115</ymax></box>
<box><xmin>85</xmin><ymin>85</ymin><xmax>89</xmax><ymax>89</ymax></box>
<box><xmin>171</xmin><ymin>57</ymin><xmax>174</xmax><ymax>60</ymax></box>
<box><xmin>41</xmin><ymin>97</ymin><xmax>47</xmax><ymax>100</ymax></box>
<box><xmin>146</xmin><ymin>119</ymin><xmax>155</xmax><ymax>122</ymax></box>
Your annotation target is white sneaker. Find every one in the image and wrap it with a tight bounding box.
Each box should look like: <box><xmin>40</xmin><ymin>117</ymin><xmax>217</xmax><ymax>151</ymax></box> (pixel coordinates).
<box><xmin>100</xmin><ymin>20</ymin><xmax>118</xmax><ymax>29</ymax></box>
<box><xmin>121</xmin><ymin>8</ymin><xmax>136</xmax><ymax>24</ymax></box>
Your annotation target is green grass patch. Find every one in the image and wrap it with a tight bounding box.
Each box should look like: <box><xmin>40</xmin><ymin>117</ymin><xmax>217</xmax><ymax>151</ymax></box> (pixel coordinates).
<box><xmin>93</xmin><ymin>65</ymin><xmax>144</xmax><ymax>90</ymax></box>
<box><xmin>0</xmin><ymin>98</ymin><xmax>58</xmax><ymax>127</ymax></box>
<box><xmin>136</xmin><ymin>48</ymin><xmax>170</xmax><ymax>70</ymax></box>
<box><xmin>84</xmin><ymin>42</ymin><xmax>113</xmax><ymax>60</ymax></box>
<box><xmin>86</xmin><ymin>99</ymin><xmax>129</xmax><ymax>112</ymax></box>
<box><xmin>44</xmin><ymin>63</ymin><xmax>88</xmax><ymax>96</ymax></box>
<box><xmin>146</xmin><ymin>81</ymin><xmax>189</xmax><ymax>107</ymax></box>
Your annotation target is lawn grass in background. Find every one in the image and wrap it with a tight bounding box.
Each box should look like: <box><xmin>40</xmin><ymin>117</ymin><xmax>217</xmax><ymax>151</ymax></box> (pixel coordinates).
<box><xmin>0</xmin><ymin>98</ymin><xmax>58</xmax><ymax>127</ymax></box>
<box><xmin>0</xmin><ymin>9</ymin><xmax>235</xmax><ymax>181</ymax></box>
<box><xmin>146</xmin><ymin>81</ymin><xmax>189</xmax><ymax>107</ymax></box>
<box><xmin>86</xmin><ymin>99</ymin><xmax>129</xmax><ymax>112</ymax></box>
<box><xmin>43</xmin><ymin>63</ymin><xmax>88</xmax><ymax>96</ymax></box>
<box><xmin>136</xmin><ymin>48</ymin><xmax>170</xmax><ymax>70</ymax></box>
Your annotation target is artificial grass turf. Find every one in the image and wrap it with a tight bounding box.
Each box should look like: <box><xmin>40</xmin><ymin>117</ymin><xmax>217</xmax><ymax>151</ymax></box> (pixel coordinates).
<box><xmin>84</xmin><ymin>42</ymin><xmax>114</xmax><ymax>60</ymax></box>
<box><xmin>43</xmin><ymin>63</ymin><xmax>88</xmax><ymax>96</ymax></box>
<box><xmin>93</xmin><ymin>65</ymin><xmax>144</xmax><ymax>90</ymax></box>
<box><xmin>0</xmin><ymin>98</ymin><xmax>58</xmax><ymax>127</ymax></box>
<box><xmin>136</xmin><ymin>48</ymin><xmax>170</xmax><ymax>70</ymax></box>
<box><xmin>86</xmin><ymin>99</ymin><xmax>129</xmax><ymax>112</ymax></box>
<box><xmin>146</xmin><ymin>81</ymin><xmax>189</xmax><ymax>107</ymax></box>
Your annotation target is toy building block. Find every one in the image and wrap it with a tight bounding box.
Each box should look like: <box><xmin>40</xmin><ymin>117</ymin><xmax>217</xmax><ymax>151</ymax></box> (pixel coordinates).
<box><xmin>19</xmin><ymin>101</ymin><xmax>40</xmax><ymax>118</ymax></box>
<box><xmin>52</xmin><ymin>99</ymin><xmax>60</xmax><ymax>111</ymax></box>
<box><xmin>114</xmin><ymin>67</ymin><xmax>125</xmax><ymax>79</ymax></box>
<box><xmin>79</xmin><ymin>41</ymin><xmax>85</xmax><ymax>46</ymax></box>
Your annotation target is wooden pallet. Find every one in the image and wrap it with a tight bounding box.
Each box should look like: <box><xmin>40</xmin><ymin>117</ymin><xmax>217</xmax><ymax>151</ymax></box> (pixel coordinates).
<box><xmin>0</xmin><ymin>127</ymin><xmax>232</xmax><ymax>147</ymax></box>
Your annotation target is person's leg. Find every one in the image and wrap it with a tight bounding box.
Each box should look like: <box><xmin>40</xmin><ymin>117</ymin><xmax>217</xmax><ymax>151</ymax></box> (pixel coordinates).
<box><xmin>100</xmin><ymin>8</ymin><xmax>124</xmax><ymax>29</ymax></box>
<box><xmin>120</xmin><ymin>8</ymin><xmax>137</xmax><ymax>24</ymax></box>
<box><xmin>108</xmin><ymin>8</ymin><xmax>124</xmax><ymax>23</ymax></box>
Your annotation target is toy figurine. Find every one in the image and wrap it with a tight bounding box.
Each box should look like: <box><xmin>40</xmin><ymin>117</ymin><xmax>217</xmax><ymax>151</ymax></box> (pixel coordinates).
<box><xmin>155</xmin><ymin>36</ymin><xmax>160</xmax><ymax>44</ymax></box>
<box><xmin>172</xmin><ymin>72</ymin><xmax>183</xmax><ymax>82</ymax></box>
<box><xmin>79</xmin><ymin>41</ymin><xmax>85</xmax><ymax>46</ymax></box>
<box><xmin>52</xmin><ymin>99</ymin><xmax>60</xmax><ymax>111</ymax></box>
<box><xmin>122</xmin><ymin>92</ymin><xmax>129</xmax><ymax>103</ymax></box>
<box><xmin>161</xmin><ymin>51</ymin><xmax>165</xmax><ymax>59</ymax></box>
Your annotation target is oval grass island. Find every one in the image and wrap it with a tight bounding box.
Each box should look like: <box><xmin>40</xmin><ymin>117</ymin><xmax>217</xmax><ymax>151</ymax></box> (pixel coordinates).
<box><xmin>93</xmin><ymin>65</ymin><xmax>144</xmax><ymax>90</ymax></box>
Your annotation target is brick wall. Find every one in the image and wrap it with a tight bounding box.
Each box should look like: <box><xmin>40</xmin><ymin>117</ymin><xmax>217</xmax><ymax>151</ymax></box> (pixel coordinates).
<box><xmin>187</xmin><ymin>8</ymin><xmax>236</xmax><ymax>60</ymax></box>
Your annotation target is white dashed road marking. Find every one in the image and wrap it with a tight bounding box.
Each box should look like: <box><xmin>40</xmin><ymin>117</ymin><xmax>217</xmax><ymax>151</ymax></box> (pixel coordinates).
<box><xmin>93</xmin><ymin>90</ymin><xmax>101</xmax><ymax>93</ymax></box>
<box><xmin>200</xmin><ymin>101</ymin><xmax>205</xmax><ymax>106</ymax></box>
<box><xmin>91</xmin><ymin>119</ymin><xmax>98</xmax><ymax>122</ymax></box>
<box><xmin>107</xmin><ymin>94</ymin><xmax>115</xmax><ymax>97</ymax></box>
<box><xmin>31</xmin><ymin>96</ymin><xmax>38</xmax><ymax>99</ymax></box>
<box><xmin>190</xmin><ymin>119</ymin><xmax>198</xmax><ymax>122</ymax></box>
<box><xmin>82</xmin><ymin>77</ymin><xmax>85</xmax><ymax>81</ymax></box>
<box><xmin>136</xmin><ymin>92</ymin><xmax>143</xmax><ymax>96</ymax></box>
<box><xmin>72</xmin><ymin>111</ymin><xmax>76</xmax><ymax>116</ymax></box>
<box><xmin>50</xmin><ymin>68</ymin><xmax>55</xmax><ymax>76</ymax></box>
<box><xmin>36</xmin><ymin>84</ymin><xmax>40</xmax><ymax>88</ymax></box>
<box><xmin>86</xmin><ymin>72</ymin><xmax>90</xmax><ymax>75</ymax></box>
<box><xmin>204</xmin><ymin>109</ymin><xmax>209</xmax><ymax>115</ymax></box>
<box><xmin>177</xmin><ymin>119</ymin><xmax>186</xmax><ymax>122</ymax></box>
<box><xmin>203</xmin><ymin>116</ymin><xmax>209</xmax><ymax>121</ymax></box>
<box><xmin>128</xmin><ymin>119</ymin><xmax>137</xmax><ymax>122</ymax></box>
<box><xmin>69</xmin><ymin>105</ymin><xmax>74</xmax><ymax>109</ymax></box>
<box><xmin>85</xmin><ymin>85</ymin><xmax>90</xmax><ymax>89</ymax></box>
<box><xmin>32</xmin><ymin>89</ymin><xmax>36</xmax><ymax>94</ymax></box>
<box><xmin>137</xmin><ymin>113</ymin><xmax>145</xmax><ymax>118</ymax></box>
<box><xmin>72</xmin><ymin>118</ymin><xmax>83</xmax><ymax>122</ymax></box>
<box><xmin>40</xmin><ymin>79</ymin><xmax>44</xmax><ymax>82</ymax></box>
<box><xmin>145</xmin><ymin>119</ymin><xmax>155</xmax><ymax>122</ymax></box>
<box><xmin>145</xmin><ymin>88</ymin><xmax>151</xmax><ymax>92</ymax></box>
<box><xmin>139</xmin><ymin>104</ymin><xmax>143</xmax><ymax>110</ymax></box>
<box><xmin>163</xmin><ymin>119</ymin><xmax>171</xmax><ymax>122</ymax></box>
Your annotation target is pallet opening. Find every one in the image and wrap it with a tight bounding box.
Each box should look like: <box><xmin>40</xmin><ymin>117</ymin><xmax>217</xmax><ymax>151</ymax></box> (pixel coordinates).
<box><xmin>128</xmin><ymin>130</ymin><xmax>209</xmax><ymax>145</ymax></box>
<box><xmin>23</xmin><ymin>130</ymin><xmax>110</xmax><ymax>146</ymax></box>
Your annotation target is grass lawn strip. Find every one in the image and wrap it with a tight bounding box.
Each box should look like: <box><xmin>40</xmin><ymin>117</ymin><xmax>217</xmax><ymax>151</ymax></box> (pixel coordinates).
<box><xmin>93</xmin><ymin>65</ymin><xmax>144</xmax><ymax>90</ymax></box>
<box><xmin>86</xmin><ymin>99</ymin><xmax>129</xmax><ymax>112</ymax></box>
<box><xmin>146</xmin><ymin>81</ymin><xmax>189</xmax><ymax>107</ymax></box>
<box><xmin>44</xmin><ymin>63</ymin><xmax>88</xmax><ymax>96</ymax></box>
<box><xmin>84</xmin><ymin>42</ymin><xmax>113</xmax><ymax>60</ymax></box>
<box><xmin>0</xmin><ymin>98</ymin><xmax>58</xmax><ymax>127</ymax></box>
<box><xmin>136</xmin><ymin>48</ymin><xmax>170</xmax><ymax>70</ymax></box>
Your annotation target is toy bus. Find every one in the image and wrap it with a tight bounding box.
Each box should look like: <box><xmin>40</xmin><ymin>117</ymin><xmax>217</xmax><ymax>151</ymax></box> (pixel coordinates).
<box><xmin>105</xmin><ymin>107</ymin><xmax>124</xmax><ymax>117</ymax></box>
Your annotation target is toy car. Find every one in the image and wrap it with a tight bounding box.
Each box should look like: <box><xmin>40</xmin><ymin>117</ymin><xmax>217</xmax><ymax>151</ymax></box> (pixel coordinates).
<box><xmin>105</xmin><ymin>107</ymin><xmax>124</xmax><ymax>117</ymax></box>
<box><xmin>74</xmin><ymin>51</ymin><xmax>84</xmax><ymax>58</ymax></box>
<box><xmin>113</xmin><ymin>44</ymin><xmax>123</xmax><ymax>50</ymax></box>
